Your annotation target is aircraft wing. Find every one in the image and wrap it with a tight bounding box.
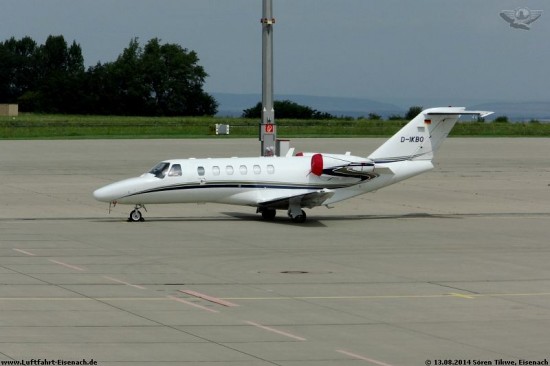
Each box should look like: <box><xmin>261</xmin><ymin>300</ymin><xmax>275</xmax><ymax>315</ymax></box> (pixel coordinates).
<box><xmin>258</xmin><ymin>188</ymin><xmax>335</xmax><ymax>210</ymax></box>
<box><xmin>499</xmin><ymin>10</ymin><xmax>516</xmax><ymax>23</ymax></box>
<box><xmin>525</xmin><ymin>10</ymin><xmax>543</xmax><ymax>25</ymax></box>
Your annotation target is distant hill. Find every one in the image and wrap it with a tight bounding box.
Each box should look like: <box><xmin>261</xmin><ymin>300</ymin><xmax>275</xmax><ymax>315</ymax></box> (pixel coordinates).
<box><xmin>212</xmin><ymin>93</ymin><xmax>404</xmax><ymax>118</ymax></box>
<box><xmin>212</xmin><ymin>93</ymin><xmax>550</xmax><ymax>121</ymax></box>
<box><xmin>470</xmin><ymin>102</ymin><xmax>550</xmax><ymax>121</ymax></box>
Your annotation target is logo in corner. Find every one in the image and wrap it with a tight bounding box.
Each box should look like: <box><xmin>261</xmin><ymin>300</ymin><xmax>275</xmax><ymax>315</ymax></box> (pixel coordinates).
<box><xmin>500</xmin><ymin>7</ymin><xmax>543</xmax><ymax>30</ymax></box>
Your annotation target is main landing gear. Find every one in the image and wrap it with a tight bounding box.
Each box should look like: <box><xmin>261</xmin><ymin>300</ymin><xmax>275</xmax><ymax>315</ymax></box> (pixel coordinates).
<box><xmin>257</xmin><ymin>207</ymin><xmax>307</xmax><ymax>223</ymax></box>
<box><xmin>288</xmin><ymin>203</ymin><xmax>307</xmax><ymax>223</ymax></box>
<box><xmin>258</xmin><ymin>207</ymin><xmax>277</xmax><ymax>221</ymax></box>
<box><xmin>127</xmin><ymin>205</ymin><xmax>308</xmax><ymax>223</ymax></box>
<box><xmin>288</xmin><ymin>209</ymin><xmax>307</xmax><ymax>223</ymax></box>
<box><xmin>128</xmin><ymin>205</ymin><xmax>146</xmax><ymax>222</ymax></box>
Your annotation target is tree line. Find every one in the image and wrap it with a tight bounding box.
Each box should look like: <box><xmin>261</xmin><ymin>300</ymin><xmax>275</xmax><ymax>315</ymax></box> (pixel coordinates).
<box><xmin>242</xmin><ymin>100</ymin><xmax>337</xmax><ymax>119</ymax></box>
<box><xmin>0</xmin><ymin>35</ymin><xmax>217</xmax><ymax>116</ymax></box>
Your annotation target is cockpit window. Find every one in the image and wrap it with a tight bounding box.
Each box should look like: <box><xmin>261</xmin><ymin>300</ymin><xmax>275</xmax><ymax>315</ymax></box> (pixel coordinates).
<box><xmin>168</xmin><ymin>164</ymin><xmax>182</xmax><ymax>177</ymax></box>
<box><xmin>149</xmin><ymin>162</ymin><xmax>170</xmax><ymax>179</ymax></box>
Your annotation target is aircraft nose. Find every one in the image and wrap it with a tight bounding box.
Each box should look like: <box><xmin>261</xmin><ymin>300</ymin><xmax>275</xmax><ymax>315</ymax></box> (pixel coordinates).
<box><xmin>93</xmin><ymin>177</ymin><xmax>145</xmax><ymax>202</ymax></box>
<box><xmin>93</xmin><ymin>185</ymin><xmax>117</xmax><ymax>202</ymax></box>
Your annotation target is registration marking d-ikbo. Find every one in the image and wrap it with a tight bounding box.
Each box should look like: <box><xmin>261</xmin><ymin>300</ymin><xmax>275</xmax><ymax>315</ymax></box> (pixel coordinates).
<box><xmin>400</xmin><ymin>135</ymin><xmax>425</xmax><ymax>143</ymax></box>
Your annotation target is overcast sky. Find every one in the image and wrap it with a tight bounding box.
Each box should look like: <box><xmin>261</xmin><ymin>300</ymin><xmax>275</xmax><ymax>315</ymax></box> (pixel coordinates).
<box><xmin>2</xmin><ymin>0</ymin><xmax>548</xmax><ymax>107</ymax></box>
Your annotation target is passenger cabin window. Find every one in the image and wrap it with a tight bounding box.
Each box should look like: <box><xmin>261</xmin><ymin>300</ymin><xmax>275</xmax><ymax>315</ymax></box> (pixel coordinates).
<box><xmin>239</xmin><ymin>165</ymin><xmax>247</xmax><ymax>175</ymax></box>
<box><xmin>149</xmin><ymin>162</ymin><xmax>170</xmax><ymax>179</ymax></box>
<box><xmin>226</xmin><ymin>165</ymin><xmax>234</xmax><ymax>175</ymax></box>
<box><xmin>168</xmin><ymin>164</ymin><xmax>182</xmax><ymax>177</ymax></box>
<box><xmin>197</xmin><ymin>166</ymin><xmax>205</xmax><ymax>176</ymax></box>
<box><xmin>212</xmin><ymin>166</ymin><xmax>220</xmax><ymax>176</ymax></box>
<box><xmin>253</xmin><ymin>165</ymin><xmax>261</xmax><ymax>174</ymax></box>
<box><xmin>267</xmin><ymin>164</ymin><xmax>275</xmax><ymax>174</ymax></box>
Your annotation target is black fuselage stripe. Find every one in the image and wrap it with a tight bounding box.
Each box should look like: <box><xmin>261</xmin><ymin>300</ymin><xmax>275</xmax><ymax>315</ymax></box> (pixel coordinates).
<box><xmin>124</xmin><ymin>182</ymin><xmax>350</xmax><ymax>198</ymax></box>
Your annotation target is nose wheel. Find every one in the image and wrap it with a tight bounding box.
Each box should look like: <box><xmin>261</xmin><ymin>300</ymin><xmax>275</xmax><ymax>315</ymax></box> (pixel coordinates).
<box><xmin>128</xmin><ymin>205</ymin><xmax>146</xmax><ymax>222</ymax></box>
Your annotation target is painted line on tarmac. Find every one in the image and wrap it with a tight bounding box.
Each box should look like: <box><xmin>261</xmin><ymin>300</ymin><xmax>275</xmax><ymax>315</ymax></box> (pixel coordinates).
<box><xmin>167</xmin><ymin>295</ymin><xmax>219</xmax><ymax>313</ymax></box>
<box><xmin>245</xmin><ymin>321</ymin><xmax>306</xmax><ymax>341</ymax></box>
<box><xmin>104</xmin><ymin>276</ymin><xmax>147</xmax><ymax>290</ymax></box>
<box><xmin>221</xmin><ymin>292</ymin><xmax>550</xmax><ymax>301</ymax></box>
<box><xmin>222</xmin><ymin>294</ymin><xmax>453</xmax><ymax>300</ymax></box>
<box><xmin>179</xmin><ymin>289</ymin><xmax>239</xmax><ymax>307</ymax></box>
<box><xmin>449</xmin><ymin>292</ymin><xmax>475</xmax><ymax>299</ymax></box>
<box><xmin>337</xmin><ymin>349</ymin><xmax>394</xmax><ymax>366</ymax></box>
<box><xmin>2</xmin><ymin>292</ymin><xmax>550</xmax><ymax>302</ymax></box>
<box><xmin>48</xmin><ymin>259</ymin><xmax>86</xmax><ymax>272</ymax></box>
<box><xmin>13</xmin><ymin>248</ymin><xmax>36</xmax><ymax>256</ymax></box>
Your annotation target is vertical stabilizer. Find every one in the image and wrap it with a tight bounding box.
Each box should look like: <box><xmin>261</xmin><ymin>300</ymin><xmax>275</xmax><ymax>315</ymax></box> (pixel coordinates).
<box><xmin>368</xmin><ymin>107</ymin><xmax>493</xmax><ymax>162</ymax></box>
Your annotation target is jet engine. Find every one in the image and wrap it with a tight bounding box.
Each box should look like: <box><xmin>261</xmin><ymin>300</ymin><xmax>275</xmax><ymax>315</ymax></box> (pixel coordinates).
<box><xmin>298</xmin><ymin>152</ymin><xmax>375</xmax><ymax>178</ymax></box>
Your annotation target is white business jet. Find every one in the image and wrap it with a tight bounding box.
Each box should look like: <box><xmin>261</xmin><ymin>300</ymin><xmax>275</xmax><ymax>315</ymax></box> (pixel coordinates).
<box><xmin>93</xmin><ymin>107</ymin><xmax>492</xmax><ymax>223</ymax></box>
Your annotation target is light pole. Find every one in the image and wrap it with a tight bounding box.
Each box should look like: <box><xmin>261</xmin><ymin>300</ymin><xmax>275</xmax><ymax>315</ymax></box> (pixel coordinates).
<box><xmin>260</xmin><ymin>0</ymin><xmax>276</xmax><ymax>156</ymax></box>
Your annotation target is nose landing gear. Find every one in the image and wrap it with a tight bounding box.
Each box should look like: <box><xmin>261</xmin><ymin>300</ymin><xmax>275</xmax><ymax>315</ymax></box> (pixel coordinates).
<box><xmin>128</xmin><ymin>205</ymin><xmax>146</xmax><ymax>222</ymax></box>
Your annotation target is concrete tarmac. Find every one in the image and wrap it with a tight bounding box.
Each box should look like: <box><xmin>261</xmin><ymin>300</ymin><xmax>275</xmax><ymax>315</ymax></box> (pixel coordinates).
<box><xmin>0</xmin><ymin>138</ymin><xmax>549</xmax><ymax>366</ymax></box>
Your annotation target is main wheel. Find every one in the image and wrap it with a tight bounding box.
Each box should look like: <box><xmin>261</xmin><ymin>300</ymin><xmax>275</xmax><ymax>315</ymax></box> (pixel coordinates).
<box><xmin>291</xmin><ymin>210</ymin><xmax>307</xmax><ymax>223</ymax></box>
<box><xmin>261</xmin><ymin>208</ymin><xmax>276</xmax><ymax>221</ymax></box>
<box><xmin>129</xmin><ymin>209</ymin><xmax>143</xmax><ymax>222</ymax></box>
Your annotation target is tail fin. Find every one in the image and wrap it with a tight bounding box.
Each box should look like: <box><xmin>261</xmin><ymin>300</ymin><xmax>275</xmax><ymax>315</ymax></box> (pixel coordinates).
<box><xmin>368</xmin><ymin>107</ymin><xmax>493</xmax><ymax>162</ymax></box>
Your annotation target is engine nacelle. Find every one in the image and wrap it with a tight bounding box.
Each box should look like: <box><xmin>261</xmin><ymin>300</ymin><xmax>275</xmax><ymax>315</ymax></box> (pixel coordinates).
<box><xmin>305</xmin><ymin>153</ymin><xmax>375</xmax><ymax>177</ymax></box>
<box><xmin>344</xmin><ymin>163</ymin><xmax>376</xmax><ymax>174</ymax></box>
<box><xmin>311</xmin><ymin>153</ymin><xmax>324</xmax><ymax>176</ymax></box>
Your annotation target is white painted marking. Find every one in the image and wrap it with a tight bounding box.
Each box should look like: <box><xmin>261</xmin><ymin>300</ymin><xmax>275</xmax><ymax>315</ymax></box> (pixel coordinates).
<box><xmin>245</xmin><ymin>321</ymin><xmax>306</xmax><ymax>341</ymax></box>
<box><xmin>449</xmin><ymin>292</ymin><xmax>475</xmax><ymax>299</ymax></box>
<box><xmin>104</xmin><ymin>276</ymin><xmax>146</xmax><ymax>290</ymax></box>
<box><xmin>337</xmin><ymin>349</ymin><xmax>395</xmax><ymax>366</ymax></box>
<box><xmin>13</xmin><ymin>248</ymin><xmax>36</xmax><ymax>256</ymax></box>
<box><xmin>48</xmin><ymin>259</ymin><xmax>86</xmax><ymax>271</ymax></box>
<box><xmin>180</xmin><ymin>289</ymin><xmax>239</xmax><ymax>307</ymax></box>
<box><xmin>167</xmin><ymin>295</ymin><xmax>219</xmax><ymax>313</ymax></box>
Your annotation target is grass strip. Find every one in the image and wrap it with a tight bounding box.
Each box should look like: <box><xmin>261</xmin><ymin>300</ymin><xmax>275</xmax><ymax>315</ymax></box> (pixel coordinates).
<box><xmin>1</xmin><ymin>114</ymin><xmax>548</xmax><ymax>139</ymax></box>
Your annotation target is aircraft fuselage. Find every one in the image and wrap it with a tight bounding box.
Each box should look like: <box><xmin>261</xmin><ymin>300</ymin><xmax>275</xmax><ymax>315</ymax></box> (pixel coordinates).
<box><xmin>93</xmin><ymin>108</ymin><xmax>492</xmax><ymax>222</ymax></box>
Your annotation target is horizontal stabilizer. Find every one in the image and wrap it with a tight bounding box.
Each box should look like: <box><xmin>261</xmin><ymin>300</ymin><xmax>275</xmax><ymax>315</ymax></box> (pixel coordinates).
<box><xmin>426</xmin><ymin>109</ymin><xmax>493</xmax><ymax>118</ymax></box>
